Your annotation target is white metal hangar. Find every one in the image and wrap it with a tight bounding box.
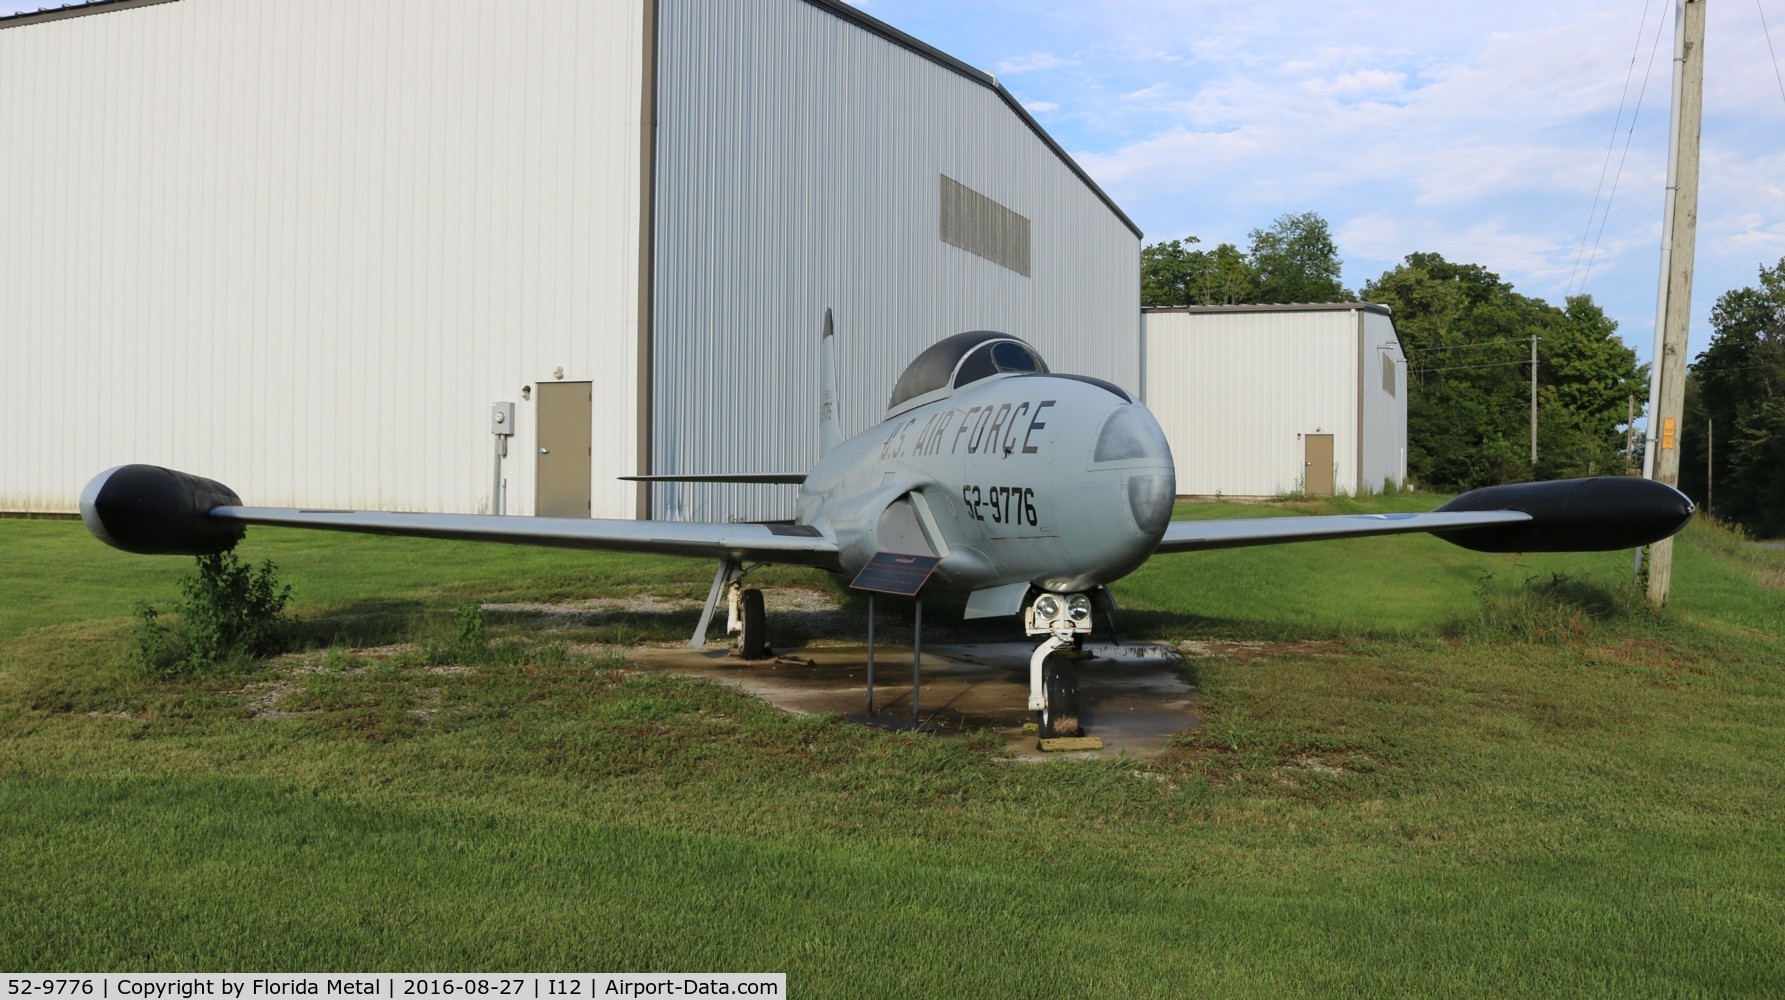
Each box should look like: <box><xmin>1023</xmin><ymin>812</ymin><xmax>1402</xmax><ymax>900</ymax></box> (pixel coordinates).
<box><xmin>1142</xmin><ymin>304</ymin><xmax>1408</xmax><ymax>498</ymax></box>
<box><xmin>0</xmin><ymin>0</ymin><xmax>1140</xmax><ymax>521</ymax></box>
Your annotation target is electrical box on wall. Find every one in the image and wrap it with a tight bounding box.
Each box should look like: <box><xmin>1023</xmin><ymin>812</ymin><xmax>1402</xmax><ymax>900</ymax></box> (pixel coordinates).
<box><xmin>491</xmin><ymin>402</ymin><xmax>516</xmax><ymax>436</ymax></box>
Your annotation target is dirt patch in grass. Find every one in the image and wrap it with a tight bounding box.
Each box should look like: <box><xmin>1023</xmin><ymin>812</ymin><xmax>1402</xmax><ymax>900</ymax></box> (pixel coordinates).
<box><xmin>237</xmin><ymin>679</ymin><xmax>299</xmax><ymax>720</ymax></box>
<box><xmin>1175</xmin><ymin>638</ymin><xmax>1352</xmax><ymax>663</ymax></box>
<box><xmin>484</xmin><ymin>587</ymin><xmax>864</xmax><ymax>641</ymax></box>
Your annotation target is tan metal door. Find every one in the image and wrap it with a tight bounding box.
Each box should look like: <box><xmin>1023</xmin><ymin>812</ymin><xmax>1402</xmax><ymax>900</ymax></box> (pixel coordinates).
<box><xmin>1304</xmin><ymin>434</ymin><xmax>1334</xmax><ymax>495</ymax></box>
<box><xmin>536</xmin><ymin>381</ymin><xmax>592</xmax><ymax>517</ymax></box>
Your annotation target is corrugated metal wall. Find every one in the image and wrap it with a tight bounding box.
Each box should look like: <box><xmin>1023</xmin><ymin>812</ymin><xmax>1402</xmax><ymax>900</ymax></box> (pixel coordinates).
<box><xmin>0</xmin><ymin>0</ymin><xmax>644</xmax><ymax>516</ymax></box>
<box><xmin>1359</xmin><ymin>310</ymin><xmax>1408</xmax><ymax>492</ymax></box>
<box><xmin>649</xmin><ymin>0</ymin><xmax>1141</xmax><ymax>521</ymax></box>
<box><xmin>1143</xmin><ymin>307</ymin><xmax>1406</xmax><ymax>497</ymax></box>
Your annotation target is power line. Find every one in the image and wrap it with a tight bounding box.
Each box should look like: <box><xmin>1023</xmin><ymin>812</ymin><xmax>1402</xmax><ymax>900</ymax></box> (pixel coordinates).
<box><xmin>1567</xmin><ymin>0</ymin><xmax>1658</xmax><ymax>298</ymax></box>
<box><xmin>1689</xmin><ymin>360</ymin><xmax>1785</xmax><ymax>376</ymax></box>
<box><xmin>1402</xmin><ymin>336</ymin><xmax>1533</xmax><ymax>353</ymax></box>
<box><xmin>1759</xmin><ymin>0</ymin><xmax>1785</xmax><ymax>109</ymax></box>
<box><xmin>1408</xmin><ymin>359</ymin><xmax>1534</xmax><ymax>375</ymax></box>
<box><xmin>1568</xmin><ymin>4</ymin><xmax>1670</xmax><ymax>299</ymax></box>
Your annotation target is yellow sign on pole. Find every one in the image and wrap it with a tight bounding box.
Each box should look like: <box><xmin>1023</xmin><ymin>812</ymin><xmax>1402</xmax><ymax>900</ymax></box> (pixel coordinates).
<box><xmin>1662</xmin><ymin>417</ymin><xmax>1677</xmax><ymax>450</ymax></box>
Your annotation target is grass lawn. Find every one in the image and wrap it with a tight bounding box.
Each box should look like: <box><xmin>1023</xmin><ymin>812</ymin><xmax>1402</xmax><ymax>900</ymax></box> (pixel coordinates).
<box><xmin>1</xmin><ymin>497</ymin><xmax>1782</xmax><ymax>995</ymax></box>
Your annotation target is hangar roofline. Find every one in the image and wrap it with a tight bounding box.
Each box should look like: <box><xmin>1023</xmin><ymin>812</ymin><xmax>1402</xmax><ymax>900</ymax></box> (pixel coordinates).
<box><xmin>0</xmin><ymin>0</ymin><xmax>175</xmax><ymax>29</ymax></box>
<box><xmin>1</xmin><ymin>0</ymin><xmax>1143</xmax><ymax>241</ymax></box>
<box><xmin>802</xmin><ymin>0</ymin><xmax>1141</xmax><ymax>239</ymax></box>
<box><xmin>1144</xmin><ymin>302</ymin><xmax>1396</xmax><ymax>318</ymax></box>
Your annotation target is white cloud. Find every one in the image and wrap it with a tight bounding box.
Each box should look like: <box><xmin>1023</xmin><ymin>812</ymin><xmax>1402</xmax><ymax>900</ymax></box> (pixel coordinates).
<box><xmin>994</xmin><ymin>51</ymin><xmax>1072</xmax><ymax>75</ymax></box>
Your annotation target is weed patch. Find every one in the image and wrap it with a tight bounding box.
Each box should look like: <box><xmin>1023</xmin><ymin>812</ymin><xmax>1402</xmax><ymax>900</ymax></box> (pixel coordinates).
<box><xmin>1451</xmin><ymin>571</ymin><xmax>1652</xmax><ymax>644</ymax></box>
<box><xmin>130</xmin><ymin>552</ymin><xmax>292</xmax><ymax>675</ymax></box>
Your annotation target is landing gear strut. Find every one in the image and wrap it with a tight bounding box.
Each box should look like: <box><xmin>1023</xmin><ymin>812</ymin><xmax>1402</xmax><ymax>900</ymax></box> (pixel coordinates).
<box><xmin>690</xmin><ymin>560</ymin><xmax>772</xmax><ymax>660</ymax></box>
<box><xmin>1026</xmin><ymin>591</ymin><xmax>1097</xmax><ymax>739</ymax></box>
<box><xmin>1039</xmin><ymin>650</ymin><xmax>1081</xmax><ymax>738</ymax></box>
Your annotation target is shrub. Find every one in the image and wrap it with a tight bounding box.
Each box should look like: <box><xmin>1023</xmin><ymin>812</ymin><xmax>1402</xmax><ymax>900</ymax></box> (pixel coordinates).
<box><xmin>453</xmin><ymin>601</ymin><xmax>488</xmax><ymax>648</ymax></box>
<box><xmin>131</xmin><ymin>551</ymin><xmax>293</xmax><ymax>675</ymax></box>
<box><xmin>1454</xmin><ymin>571</ymin><xmax>1648</xmax><ymax>644</ymax></box>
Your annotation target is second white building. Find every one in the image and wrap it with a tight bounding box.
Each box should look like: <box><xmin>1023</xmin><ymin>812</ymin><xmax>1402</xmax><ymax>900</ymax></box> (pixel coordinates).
<box><xmin>1142</xmin><ymin>304</ymin><xmax>1408</xmax><ymax>498</ymax></box>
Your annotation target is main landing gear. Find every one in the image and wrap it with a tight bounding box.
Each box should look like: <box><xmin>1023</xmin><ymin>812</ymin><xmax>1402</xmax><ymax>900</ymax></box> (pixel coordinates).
<box><xmin>1026</xmin><ymin>591</ymin><xmax>1095</xmax><ymax>739</ymax></box>
<box><xmin>690</xmin><ymin>559</ymin><xmax>772</xmax><ymax>660</ymax></box>
<box><xmin>738</xmin><ymin>586</ymin><xmax>767</xmax><ymax>660</ymax></box>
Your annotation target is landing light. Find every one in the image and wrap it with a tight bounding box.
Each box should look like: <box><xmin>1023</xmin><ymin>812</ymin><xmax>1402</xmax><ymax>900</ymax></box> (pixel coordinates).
<box><xmin>1067</xmin><ymin>594</ymin><xmax>1092</xmax><ymax>622</ymax></box>
<box><xmin>1035</xmin><ymin>595</ymin><xmax>1061</xmax><ymax>619</ymax></box>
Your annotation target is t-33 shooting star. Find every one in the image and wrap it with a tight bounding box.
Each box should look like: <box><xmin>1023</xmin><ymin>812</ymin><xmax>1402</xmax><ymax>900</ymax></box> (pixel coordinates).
<box><xmin>81</xmin><ymin>316</ymin><xmax>1694</xmax><ymax>737</ymax></box>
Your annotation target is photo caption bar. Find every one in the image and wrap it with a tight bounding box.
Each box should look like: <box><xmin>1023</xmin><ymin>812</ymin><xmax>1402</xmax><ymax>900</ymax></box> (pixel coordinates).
<box><xmin>4</xmin><ymin>975</ymin><xmax>785</xmax><ymax>1000</ymax></box>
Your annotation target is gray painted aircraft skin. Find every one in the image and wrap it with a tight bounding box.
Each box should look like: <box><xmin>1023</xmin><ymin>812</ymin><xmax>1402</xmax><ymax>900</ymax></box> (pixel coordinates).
<box><xmin>80</xmin><ymin>321</ymin><xmax>1696</xmax><ymax>736</ymax></box>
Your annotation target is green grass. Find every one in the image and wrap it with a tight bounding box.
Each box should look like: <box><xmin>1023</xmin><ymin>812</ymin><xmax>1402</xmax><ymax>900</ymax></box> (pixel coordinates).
<box><xmin>2</xmin><ymin>499</ymin><xmax>1783</xmax><ymax>994</ymax></box>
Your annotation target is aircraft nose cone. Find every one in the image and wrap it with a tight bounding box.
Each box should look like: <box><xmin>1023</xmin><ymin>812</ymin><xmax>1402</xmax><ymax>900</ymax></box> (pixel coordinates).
<box><xmin>1126</xmin><ymin>473</ymin><xmax>1176</xmax><ymax>537</ymax></box>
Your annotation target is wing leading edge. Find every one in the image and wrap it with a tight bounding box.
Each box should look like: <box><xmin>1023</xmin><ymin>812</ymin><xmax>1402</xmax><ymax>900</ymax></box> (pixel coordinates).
<box><xmin>1155</xmin><ymin>510</ymin><xmax>1530</xmax><ymax>554</ymax></box>
<box><xmin>1155</xmin><ymin>477</ymin><xmax>1695</xmax><ymax>556</ymax></box>
<box><xmin>80</xmin><ymin>464</ymin><xmax>840</xmax><ymax>569</ymax></box>
<box><xmin>213</xmin><ymin>507</ymin><xmax>841</xmax><ymax>568</ymax></box>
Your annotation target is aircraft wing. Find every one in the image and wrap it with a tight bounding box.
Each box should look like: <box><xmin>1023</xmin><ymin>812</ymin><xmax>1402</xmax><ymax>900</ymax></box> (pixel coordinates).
<box><xmin>1155</xmin><ymin>477</ymin><xmax>1695</xmax><ymax>556</ymax></box>
<box><xmin>1154</xmin><ymin>510</ymin><xmax>1530</xmax><ymax>554</ymax></box>
<box><xmin>213</xmin><ymin>507</ymin><xmax>840</xmax><ymax>568</ymax></box>
<box><xmin>80</xmin><ymin>464</ymin><xmax>841</xmax><ymax>569</ymax></box>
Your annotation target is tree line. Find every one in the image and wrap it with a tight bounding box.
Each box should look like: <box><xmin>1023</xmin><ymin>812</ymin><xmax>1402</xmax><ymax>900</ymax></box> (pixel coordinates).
<box><xmin>1679</xmin><ymin>257</ymin><xmax>1785</xmax><ymax>537</ymax></box>
<box><xmin>1145</xmin><ymin>213</ymin><xmax>1785</xmax><ymax>536</ymax></box>
<box><xmin>1142</xmin><ymin>212</ymin><xmax>1647</xmax><ymax>501</ymax></box>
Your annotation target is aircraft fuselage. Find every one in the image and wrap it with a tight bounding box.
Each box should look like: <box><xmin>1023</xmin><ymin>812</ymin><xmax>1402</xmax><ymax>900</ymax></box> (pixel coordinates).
<box><xmin>797</xmin><ymin>373</ymin><xmax>1176</xmax><ymax>596</ymax></box>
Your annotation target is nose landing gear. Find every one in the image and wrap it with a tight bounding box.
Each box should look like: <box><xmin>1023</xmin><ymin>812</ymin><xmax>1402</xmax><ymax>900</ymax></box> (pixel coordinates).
<box><xmin>1026</xmin><ymin>591</ymin><xmax>1096</xmax><ymax>739</ymax></box>
<box><xmin>1037</xmin><ymin>645</ymin><xmax>1081</xmax><ymax>738</ymax></box>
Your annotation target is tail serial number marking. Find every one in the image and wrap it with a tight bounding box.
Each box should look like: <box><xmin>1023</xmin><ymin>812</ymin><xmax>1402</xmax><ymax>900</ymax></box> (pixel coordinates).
<box><xmin>963</xmin><ymin>485</ymin><xmax>1038</xmax><ymax>527</ymax></box>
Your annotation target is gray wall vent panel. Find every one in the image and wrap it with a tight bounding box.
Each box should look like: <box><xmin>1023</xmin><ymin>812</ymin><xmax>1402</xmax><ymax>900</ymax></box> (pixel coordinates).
<box><xmin>939</xmin><ymin>174</ymin><xmax>1031</xmax><ymax>277</ymax></box>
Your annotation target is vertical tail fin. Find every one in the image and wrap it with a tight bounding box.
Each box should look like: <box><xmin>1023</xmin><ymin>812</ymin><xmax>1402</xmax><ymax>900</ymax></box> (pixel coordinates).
<box><xmin>819</xmin><ymin>308</ymin><xmax>843</xmax><ymax>457</ymax></box>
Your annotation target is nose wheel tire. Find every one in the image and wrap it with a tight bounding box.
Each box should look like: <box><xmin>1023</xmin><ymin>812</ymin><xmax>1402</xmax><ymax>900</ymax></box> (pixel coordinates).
<box><xmin>738</xmin><ymin>587</ymin><xmax>769</xmax><ymax>660</ymax></box>
<box><xmin>1038</xmin><ymin>653</ymin><xmax>1080</xmax><ymax>738</ymax></box>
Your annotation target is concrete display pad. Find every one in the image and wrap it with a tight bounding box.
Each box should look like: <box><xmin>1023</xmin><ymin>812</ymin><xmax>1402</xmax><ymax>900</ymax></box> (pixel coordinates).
<box><xmin>626</xmin><ymin>641</ymin><xmax>1199</xmax><ymax>761</ymax></box>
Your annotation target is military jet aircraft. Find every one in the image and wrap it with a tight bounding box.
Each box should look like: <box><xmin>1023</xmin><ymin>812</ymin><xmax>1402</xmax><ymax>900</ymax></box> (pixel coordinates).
<box><xmin>81</xmin><ymin>318</ymin><xmax>1695</xmax><ymax>737</ymax></box>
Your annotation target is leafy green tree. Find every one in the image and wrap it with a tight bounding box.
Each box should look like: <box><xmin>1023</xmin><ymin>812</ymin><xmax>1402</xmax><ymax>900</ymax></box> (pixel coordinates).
<box><xmin>1364</xmin><ymin>253</ymin><xmax>1643</xmax><ymax>490</ymax></box>
<box><xmin>1682</xmin><ymin>257</ymin><xmax>1785</xmax><ymax>535</ymax></box>
<box><xmin>1141</xmin><ymin>237</ymin><xmax>1203</xmax><ymax>307</ymax></box>
<box><xmin>1247</xmin><ymin>211</ymin><xmax>1353</xmax><ymax>304</ymax></box>
<box><xmin>1141</xmin><ymin>237</ymin><xmax>1258</xmax><ymax>307</ymax></box>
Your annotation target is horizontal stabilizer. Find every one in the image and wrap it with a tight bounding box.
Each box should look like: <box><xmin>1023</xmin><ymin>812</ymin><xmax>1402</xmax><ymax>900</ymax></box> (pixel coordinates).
<box><xmin>1433</xmin><ymin>476</ymin><xmax>1694</xmax><ymax>552</ymax></box>
<box><xmin>620</xmin><ymin>474</ymin><xmax>806</xmax><ymax>484</ymax></box>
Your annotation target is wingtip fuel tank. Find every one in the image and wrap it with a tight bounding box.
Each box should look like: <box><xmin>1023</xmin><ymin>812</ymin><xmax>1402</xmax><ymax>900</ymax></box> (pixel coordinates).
<box><xmin>80</xmin><ymin>464</ymin><xmax>246</xmax><ymax>556</ymax></box>
<box><xmin>1434</xmin><ymin>476</ymin><xmax>1695</xmax><ymax>553</ymax></box>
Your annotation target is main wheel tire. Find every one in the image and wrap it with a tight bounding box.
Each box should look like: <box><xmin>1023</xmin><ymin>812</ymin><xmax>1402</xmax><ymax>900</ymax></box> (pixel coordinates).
<box><xmin>1037</xmin><ymin>653</ymin><xmax>1081</xmax><ymax>738</ymax></box>
<box><xmin>738</xmin><ymin>587</ymin><xmax>769</xmax><ymax>660</ymax></box>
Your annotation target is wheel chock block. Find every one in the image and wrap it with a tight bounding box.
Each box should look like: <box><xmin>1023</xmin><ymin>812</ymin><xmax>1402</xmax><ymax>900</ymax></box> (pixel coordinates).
<box><xmin>1037</xmin><ymin>736</ymin><xmax>1104</xmax><ymax>752</ymax></box>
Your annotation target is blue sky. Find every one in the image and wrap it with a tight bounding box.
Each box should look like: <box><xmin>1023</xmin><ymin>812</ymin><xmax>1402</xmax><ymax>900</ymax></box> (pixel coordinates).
<box><xmin>6</xmin><ymin>0</ymin><xmax>1783</xmax><ymax>367</ymax></box>
<box><xmin>859</xmin><ymin>0</ymin><xmax>1785</xmax><ymax>368</ymax></box>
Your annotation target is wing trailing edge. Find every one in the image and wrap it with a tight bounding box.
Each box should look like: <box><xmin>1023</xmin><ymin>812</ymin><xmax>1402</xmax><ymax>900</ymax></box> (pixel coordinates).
<box><xmin>81</xmin><ymin>464</ymin><xmax>840</xmax><ymax>569</ymax></box>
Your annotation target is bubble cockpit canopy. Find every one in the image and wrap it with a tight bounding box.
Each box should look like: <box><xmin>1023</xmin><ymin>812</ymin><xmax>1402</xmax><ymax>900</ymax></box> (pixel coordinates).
<box><xmin>886</xmin><ymin>331</ymin><xmax>1049</xmax><ymax>416</ymax></box>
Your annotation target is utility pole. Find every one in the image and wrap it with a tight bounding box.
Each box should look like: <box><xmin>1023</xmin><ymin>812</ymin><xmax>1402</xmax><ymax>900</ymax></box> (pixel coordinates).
<box><xmin>1641</xmin><ymin>0</ymin><xmax>1705</xmax><ymax>607</ymax></box>
<box><xmin>1530</xmin><ymin>336</ymin><xmax>1540</xmax><ymax>466</ymax></box>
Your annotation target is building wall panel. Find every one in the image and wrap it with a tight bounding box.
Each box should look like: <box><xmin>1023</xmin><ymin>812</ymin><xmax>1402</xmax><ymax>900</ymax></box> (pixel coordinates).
<box><xmin>1143</xmin><ymin>307</ymin><xmax>1408</xmax><ymax>497</ymax></box>
<box><xmin>1360</xmin><ymin>310</ymin><xmax>1409</xmax><ymax>492</ymax></box>
<box><xmin>649</xmin><ymin>0</ymin><xmax>1140</xmax><ymax>520</ymax></box>
<box><xmin>0</xmin><ymin>0</ymin><xmax>644</xmax><ymax>516</ymax></box>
